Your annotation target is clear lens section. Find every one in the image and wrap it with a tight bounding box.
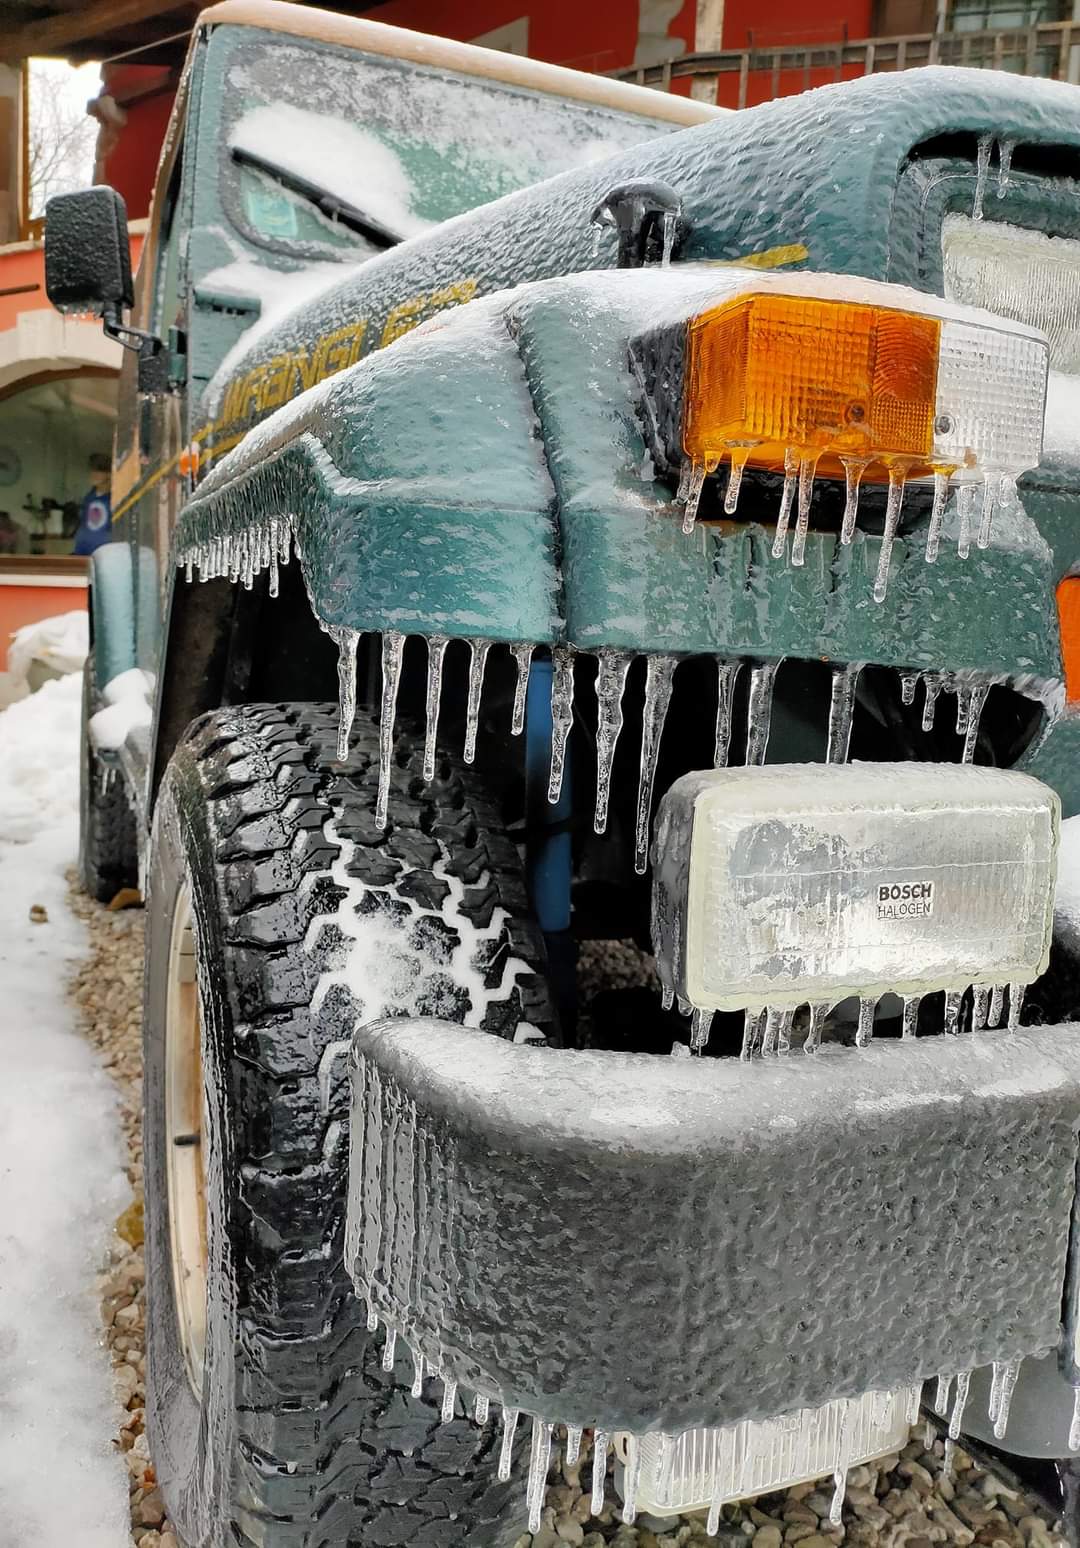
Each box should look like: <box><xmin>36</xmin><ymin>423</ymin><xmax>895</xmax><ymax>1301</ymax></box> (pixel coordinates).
<box><xmin>634</xmin><ymin>1386</ymin><xmax>917</xmax><ymax>1516</ymax></box>
<box><xmin>934</xmin><ymin>316</ymin><xmax>1046</xmax><ymax>476</ymax></box>
<box><xmin>653</xmin><ymin>764</ymin><xmax>1058</xmax><ymax>1012</ymax></box>
<box><xmin>943</xmin><ymin>214</ymin><xmax>1080</xmax><ymax>376</ymax></box>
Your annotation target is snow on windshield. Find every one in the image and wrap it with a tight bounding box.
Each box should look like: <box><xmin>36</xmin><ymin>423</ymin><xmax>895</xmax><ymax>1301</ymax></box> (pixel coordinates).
<box><xmin>229</xmin><ymin>103</ymin><xmax>433</xmax><ymax>240</ymax></box>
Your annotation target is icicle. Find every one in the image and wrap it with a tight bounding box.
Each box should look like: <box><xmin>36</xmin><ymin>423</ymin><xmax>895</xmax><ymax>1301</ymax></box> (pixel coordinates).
<box><xmin>681</xmin><ymin>461</ymin><xmax>706</xmax><ymax>535</ymax></box>
<box><xmin>935</xmin><ymin>1375</ymin><xmax>953</xmax><ymax>1415</ymax></box>
<box><xmin>900</xmin><ymin>671</ymin><xmax>918</xmax><ymax>706</ymax></box>
<box><xmin>591</xmin><ymin>1430</ymin><xmax>609</xmax><ymax>1513</ymax></box>
<box><xmin>902</xmin><ymin>995</ymin><xmax>921</xmax><ymax>1039</ymax></box>
<box><xmin>690</xmin><ymin>1007</ymin><xmax>713</xmax><ymax>1051</ymax></box>
<box><xmin>441</xmin><ymin>1377</ymin><xmax>457</xmax><ymax>1424</ymax></box>
<box><xmin>944</xmin><ymin>989</ymin><xmax>962</xmax><ymax>1036</ymax></box>
<box><xmin>974</xmin><ymin>133</ymin><xmax>992</xmax><ymax>219</ymax></box>
<box><xmin>714</xmin><ymin>659</ymin><xmax>740</xmax><ymax>767</ymax></box>
<box><xmin>464</xmin><ymin>638</ymin><xmax>491</xmax><ymax>764</ymax></box>
<box><xmin>856</xmin><ymin>996</ymin><xmax>876</xmax><ymax>1047</ymax></box>
<box><xmin>662</xmin><ymin>985</ymin><xmax>675</xmax><ymax>1012</ymax></box>
<box><xmin>634</xmin><ymin>654</ymin><xmax>677</xmax><ymax>874</ymax></box>
<box><xmin>565</xmin><ymin>1424</ymin><xmax>582</xmax><ymax>1467</ymax></box>
<box><xmin>1070</xmin><ymin>1388</ymin><xmax>1080</xmax><ymax>1452</ymax></box>
<box><xmin>706</xmin><ymin>1478</ymin><xmax>724</xmax><ymax>1538</ymax></box>
<box><xmin>762</xmin><ymin>1007</ymin><xmax>783</xmax><ymax>1057</ymax></box>
<box><xmin>741</xmin><ymin>1008</ymin><xmax>764</xmax><ymax>1061</ymax></box>
<box><xmin>906</xmin><ymin>1383</ymin><xmax>922</xmax><ymax>1426</ymax></box>
<box><xmin>972</xmin><ymin>986</ymin><xmax>990</xmax><ymax>1029</ymax></box>
<box><xmin>622</xmin><ymin>1433</ymin><xmax>642</xmax><ymax>1525</ymax></box>
<box><xmin>989</xmin><ymin>985</ymin><xmax>1005</xmax><ymax>1028</ymax></box>
<box><xmin>922</xmin><ymin>673</ymin><xmax>942</xmax><ymax>733</ymax></box>
<box><xmin>829</xmin><ymin>1400</ymin><xmax>853</xmax><ymax>1526</ymax></box>
<box><xmin>724</xmin><ymin>445</ymin><xmax>752</xmax><ymax>515</ymax></box>
<box><xmin>840</xmin><ymin>457</ymin><xmax>867</xmax><ymax>545</ymax></box>
<box><xmin>381</xmin><ymin>1328</ymin><xmax>397</xmax><ymax>1372</ymax></box>
<box><xmin>791</xmin><ymin>454</ymin><xmax>819</xmax><ymax>567</ymax></box>
<box><xmin>594</xmin><ymin>650</ymin><xmax>632</xmax><ymax>833</ymax></box>
<box><xmin>527</xmin><ymin>1419</ymin><xmax>553</xmax><ymax>1533</ymax></box>
<box><xmin>827</xmin><ymin>662</ymin><xmax>862</xmax><ymax>764</ymax></box>
<box><xmin>375</xmin><ymin>631</ymin><xmax>405</xmax><ymax>831</ymax></box>
<box><xmin>872</xmin><ymin>466</ymin><xmax>906</xmax><ymax>604</ymax></box>
<box><xmin>548</xmin><ymin>646</ymin><xmax>575</xmax><ymax>804</ymax></box>
<box><xmin>957</xmin><ymin>481</ymin><xmax>978</xmax><ymax>560</ymax></box>
<box><xmin>771</xmin><ymin>448</ymin><xmax>799</xmax><ymax>558</ymax></box>
<box><xmin>661</xmin><ymin>209</ymin><xmax>677</xmax><ymax>267</ymax></box>
<box><xmin>268</xmin><ymin>544</ymin><xmax>279</xmax><ymax>598</ymax></box>
<box><xmin>422</xmin><ymin>635</ymin><xmax>449</xmax><ymax>784</ymax></box>
<box><xmin>510</xmin><ymin>643</ymin><xmax>533</xmax><ymax>735</ymax></box>
<box><xmin>962</xmin><ymin>681</ymin><xmax>989</xmax><ymax>764</ymax></box>
<box><xmin>804</xmin><ymin>1001</ymin><xmax>830</xmax><ymax>1055</ymax></box>
<box><xmin>746</xmin><ymin>660</ymin><xmax>780</xmax><ymax>766</ymax></box>
<box><xmin>475</xmin><ymin>1393</ymin><xmax>490</xmax><ymax>1425</ymax></box>
<box><xmin>498</xmin><ymin>1408</ymin><xmax>519</xmax><ymax>1482</ymax></box>
<box><xmin>278</xmin><ymin>518</ymin><xmax>291</xmax><ymax>565</ymax></box>
<box><xmin>949</xmin><ymin>1371</ymin><xmax>971</xmax><ymax>1439</ymax></box>
<box><xmin>1007</xmin><ymin>981</ymin><xmax>1025</xmax><ymax>1032</ymax></box>
<box><xmin>988</xmin><ymin>1361</ymin><xmax>1017</xmax><ymax>1435</ymax></box>
<box><xmin>184</xmin><ymin>557</ymin><xmax>193</xmax><ymax>583</ymax></box>
<box><xmin>977</xmin><ymin>472</ymin><xmax>999</xmax><ymax>550</ymax></box>
<box><xmin>411</xmin><ymin>1348</ymin><xmax>424</xmax><ymax>1397</ymax></box>
<box><xmin>366</xmin><ymin>1299</ymin><xmax>378</xmax><ymax>1334</ymax></box>
<box><xmin>925</xmin><ymin>470</ymin><xmax>951</xmax><ymax>563</ymax></box>
<box><xmin>955</xmin><ymin>681</ymin><xmax>972</xmax><ymax>736</ymax></box>
<box><xmin>330</xmin><ymin>627</ymin><xmax>360</xmax><ymax>763</ymax></box>
<box><xmin>997</xmin><ymin>138</ymin><xmax>1014</xmax><ymax>196</ymax></box>
<box><xmin>777</xmin><ymin>1008</ymin><xmax>793</xmax><ymax>1055</ymax></box>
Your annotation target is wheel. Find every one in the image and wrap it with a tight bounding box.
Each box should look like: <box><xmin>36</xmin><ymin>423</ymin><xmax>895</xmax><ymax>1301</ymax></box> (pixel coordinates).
<box><xmin>79</xmin><ymin>650</ymin><xmax>138</xmax><ymax>903</ymax></box>
<box><xmin>143</xmin><ymin>702</ymin><xmax>554</xmax><ymax>1547</ymax></box>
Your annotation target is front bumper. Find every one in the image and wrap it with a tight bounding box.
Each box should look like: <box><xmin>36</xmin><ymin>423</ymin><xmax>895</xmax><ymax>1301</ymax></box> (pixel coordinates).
<box><xmin>346</xmin><ymin>1018</ymin><xmax>1080</xmax><ymax>1442</ymax></box>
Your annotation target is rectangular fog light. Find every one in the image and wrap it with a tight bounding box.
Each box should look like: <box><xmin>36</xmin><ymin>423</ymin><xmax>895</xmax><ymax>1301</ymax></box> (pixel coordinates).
<box><xmin>651</xmin><ymin>763</ymin><xmax>1058</xmax><ymax>1013</ymax></box>
<box><xmin>631</xmin><ymin>1386</ymin><xmax>918</xmax><ymax>1518</ymax></box>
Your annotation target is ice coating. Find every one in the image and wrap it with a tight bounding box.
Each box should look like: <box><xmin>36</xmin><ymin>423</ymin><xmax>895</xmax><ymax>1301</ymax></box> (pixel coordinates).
<box><xmin>594</xmin><ymin>649</ymin><xmax>633</xmax><ymax>834</ymax></box>
<box><xmin>1071</xmin><ymin>1387</ymin><xmax>1080</xmax><ymax>1453</ymax></box>
<box><xmin>902</xmin><ymin>996</ymin><xmax>921</xmax><ymax>1040</ymax></box>
<box><xmin>548</xmin><ymin>647</ymin><xmax>576</xmax><ymax>805</ymax></box>
<box><xmin>856</xmin><ymin>997</ymin><xmax>876</xmax><ymax>1048</ymax></box>
<box><xmin>989</xmin><ymin>986</ymin><xmax>1005</xmax><ymax>1028</ymax></box>
<box><xmin>944</xmin><ymin>989</ymin><xmax>962</xmax><ymax>1036</ymax></box>
<box><xmin>635</xmin><ymin>654</ymin><xmax>678</xmax><ymax>874</ymax></box>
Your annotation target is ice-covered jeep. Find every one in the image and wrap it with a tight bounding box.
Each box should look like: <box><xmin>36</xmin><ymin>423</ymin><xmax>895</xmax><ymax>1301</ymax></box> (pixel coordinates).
<box><xmin>44</xmin><ymin>3</ymin><xmax>1080</xmax><ymax>1544</ymax></box>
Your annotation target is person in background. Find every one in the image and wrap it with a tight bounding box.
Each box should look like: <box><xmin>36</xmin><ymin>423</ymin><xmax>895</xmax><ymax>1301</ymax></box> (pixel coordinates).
<box><xmin>0</xmin><ymin>510</ymin><xmax>16</xmax><ymax>555</ymax></box>
<box><xmin>73</xmin><ymin>452</ymin><xmax>112</xmax><ymax>555</ymax></box>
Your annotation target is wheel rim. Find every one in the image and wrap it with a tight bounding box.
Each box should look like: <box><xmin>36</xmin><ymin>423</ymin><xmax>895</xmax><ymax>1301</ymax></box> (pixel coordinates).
<box><xmin>165</xmin><ymin>884</ymin><xmax>208</xmax><ymax>1394</ymax></box>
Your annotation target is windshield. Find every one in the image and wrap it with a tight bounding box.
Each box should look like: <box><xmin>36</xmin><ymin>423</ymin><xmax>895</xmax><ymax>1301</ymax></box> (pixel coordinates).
<box><xmin>220</xmin><ymin>33</ymin><xmax>680</xmax><ymax>261</ymax></box>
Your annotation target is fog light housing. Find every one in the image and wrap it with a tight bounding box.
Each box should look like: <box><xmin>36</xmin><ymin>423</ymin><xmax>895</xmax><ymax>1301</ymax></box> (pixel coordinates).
<box><xmin>651</xmin><ymin>763</ymin><xmax>1058</xmax><ymax>1016</ymax></box>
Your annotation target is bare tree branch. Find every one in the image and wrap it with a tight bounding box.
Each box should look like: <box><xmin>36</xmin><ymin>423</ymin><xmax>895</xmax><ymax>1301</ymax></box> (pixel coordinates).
<box><xmin>29</xmin><ymin>62</ymin><xmax>98</xmax><ymax>218</ymax></box>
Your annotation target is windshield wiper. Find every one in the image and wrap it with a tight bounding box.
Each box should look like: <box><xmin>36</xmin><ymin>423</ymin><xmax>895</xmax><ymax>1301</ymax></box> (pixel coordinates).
<box><xmin>231</xmin><ymin>145</ymin><xmax>403</xmax><ymax>250</ymax></box>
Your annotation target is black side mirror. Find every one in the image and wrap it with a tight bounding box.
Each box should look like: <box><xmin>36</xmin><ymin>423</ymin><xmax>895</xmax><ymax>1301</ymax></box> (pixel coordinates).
<box><xmin>591</xmin><ymin>179</ymin><xmax>688</xmax><ymax>269</ymax></box>
<box><xmin>45</xmin><ymin>186</ymin><xmax>133</xmax><ymax>320</ymax></box>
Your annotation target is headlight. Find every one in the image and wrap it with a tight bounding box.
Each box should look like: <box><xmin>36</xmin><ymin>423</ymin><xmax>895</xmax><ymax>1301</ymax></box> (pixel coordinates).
<box><xmin>651</xmin><ymin>762</ymin><xmax>1058</xmax><ymax>1049</ymax></box>
<box><xmin>636</xmin><ymin>272</ymin><xmax>1048</xmax><ymax>599</ymax></box>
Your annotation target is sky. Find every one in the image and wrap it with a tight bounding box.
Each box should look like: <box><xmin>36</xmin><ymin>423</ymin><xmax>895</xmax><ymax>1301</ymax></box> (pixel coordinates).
<box><xmin>29</xmin><ymin>57</ymin><xmax>102</xmax><ymax>205</ymax></box>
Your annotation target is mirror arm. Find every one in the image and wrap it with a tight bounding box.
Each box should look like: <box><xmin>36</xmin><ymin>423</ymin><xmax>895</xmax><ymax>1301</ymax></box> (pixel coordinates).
<box><xmin>103</xmin><ymin>301</ymin><xmax>162</xmax><ymax>359</ymax></box>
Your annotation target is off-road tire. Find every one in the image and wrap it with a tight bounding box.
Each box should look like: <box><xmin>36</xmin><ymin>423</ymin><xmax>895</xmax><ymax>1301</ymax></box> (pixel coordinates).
<box><xmin>79</xmin><ymin>650</ymin><xmax>138</xmax><ymax>903</ymax></box>
<box><xmin>144</xmin><ymin>702</ymin><xmax>554</xmax><ymax>1547</ymax></box>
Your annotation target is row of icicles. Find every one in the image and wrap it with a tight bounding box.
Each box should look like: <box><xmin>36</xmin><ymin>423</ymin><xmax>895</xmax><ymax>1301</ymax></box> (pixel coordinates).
<box><xmin>672</xmin><ymin>976</ymin><xmax>1028</xmax><ymax>1059</ymax></box>
<box><xmin>676</xmin><ymin>452</ymin><xmax>1020</xmax><ymax>605</ymax></box>
<box><xmin>176</xmin><ymin>525</ymin><xmax>997</xmax><ymax>864</ymax></box>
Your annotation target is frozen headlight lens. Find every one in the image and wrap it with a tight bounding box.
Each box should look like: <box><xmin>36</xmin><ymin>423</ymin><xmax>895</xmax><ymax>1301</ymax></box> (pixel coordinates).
<box><xmin>652</xmin><ymin>763</ymin><xmax>1058</xmax><ymax>1014</ymax></box>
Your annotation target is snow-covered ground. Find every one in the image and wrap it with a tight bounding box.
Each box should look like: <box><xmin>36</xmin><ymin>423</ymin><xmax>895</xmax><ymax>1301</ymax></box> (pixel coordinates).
<box><xmin>0</xmin><ymin>672</ymin><xmax>129</xmax><ymax>1547</ymax></box>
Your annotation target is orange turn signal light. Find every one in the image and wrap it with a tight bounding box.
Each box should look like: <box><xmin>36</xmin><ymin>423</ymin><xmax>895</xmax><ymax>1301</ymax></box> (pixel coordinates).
<box><xmin>1058</xmin><ymin>576</ymin><xmax>1080</xmax><ymax>704</ymax></box>
<box><xmin>683</xmin><ymin>295</ymin><xmax>942</xmax><ymax>483</ymax></box>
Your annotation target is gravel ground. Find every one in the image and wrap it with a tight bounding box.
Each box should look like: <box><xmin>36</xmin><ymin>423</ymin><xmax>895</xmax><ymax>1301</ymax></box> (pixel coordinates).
<box><xmin>65</xmin><ymin>895</ymin><xmax>1071</xmax><ymax>1548</ymax></box>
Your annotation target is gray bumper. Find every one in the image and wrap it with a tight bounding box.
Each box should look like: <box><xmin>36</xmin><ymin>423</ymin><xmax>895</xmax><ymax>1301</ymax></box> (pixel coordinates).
<box><xmin>346</xmin><ymin>1019</ymin><xmax>1080</xmax><ymax>1440</ymax></box>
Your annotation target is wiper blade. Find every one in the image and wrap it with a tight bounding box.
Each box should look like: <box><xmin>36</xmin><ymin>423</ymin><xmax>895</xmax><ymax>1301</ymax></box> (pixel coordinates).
<box><xmin>231</xmin><ymin>145</ymin><xmax>403</xmax><ymax>250</ymax></box>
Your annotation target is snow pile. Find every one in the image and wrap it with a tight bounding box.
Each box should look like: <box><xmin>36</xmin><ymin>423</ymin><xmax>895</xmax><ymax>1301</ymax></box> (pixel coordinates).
<box><xmin>89</xmin><ymin>668</ymin><xmax>155</xmax><ymax>754</ymax></box>
<box><xmin>5</xmin><ymin>609</ymin><xmax>88</xmax><ymax>699</ymax></box>
<box><xmin>0</xmin><ymin>672</ymin><xmax>129</xmax><ymax>1546</ymax></box>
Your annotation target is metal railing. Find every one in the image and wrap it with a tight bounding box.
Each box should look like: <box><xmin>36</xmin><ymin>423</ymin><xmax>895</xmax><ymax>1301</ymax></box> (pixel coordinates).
<box><xmin>615</xmin><ymin>19</ymin><xmax>1080</xmax><ymax>108</ymax></box>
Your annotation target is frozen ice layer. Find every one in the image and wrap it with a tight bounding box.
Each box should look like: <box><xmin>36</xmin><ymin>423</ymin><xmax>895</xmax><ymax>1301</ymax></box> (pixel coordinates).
<box><xmin>651</xmin><ymin>763</ymin><xmax>1058</xmax><ymax>1013</ymax></box>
